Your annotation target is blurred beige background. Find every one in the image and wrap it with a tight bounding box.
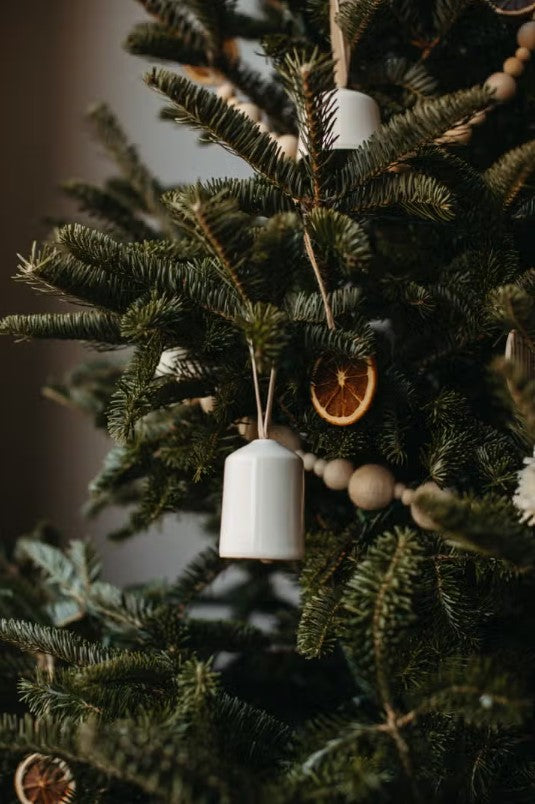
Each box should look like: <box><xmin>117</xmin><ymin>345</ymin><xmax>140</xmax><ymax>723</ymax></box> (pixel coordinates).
<box><xmin>1</xmin><ymin>0</ymin><xmax>255</xmax><ymax>583</ymax></box>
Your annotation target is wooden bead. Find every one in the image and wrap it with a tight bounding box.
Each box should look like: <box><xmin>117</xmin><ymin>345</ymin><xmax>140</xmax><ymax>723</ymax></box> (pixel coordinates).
<box><xmin>517</xmin><ymin>21</ymin><xmax>535</xmax><ymax>51</ymax></box>
<box><xmin>199</xmin><ymin>396</ymin><xmax>216</xmax><ymax>414</ymax></box>
<box><xmin>503</xmin><ymin>56</ymin><xmax>525</xmax><ymax>77</ymax></box>
<box><xmin>227</xmin><ymin>96</ymin><xmax>240</xmax><ymax>107</ymax></box>
<box><xmin>256</xmin><ymin>121</ymin><xmax>270</xmax><ymax>134</ymax></box>
<box><xmin>237</xmin><ymin>416</ymin><xmax>258</xmax><ymax>441</ymax></box>
<box><xmin>269</xmin><ymin>425</ymin><xmax>302</xmax><ymax>452</ymax></box>
<box><xmin>323</xmin><ymin>459</ymin><xmax>354</xmax><ymax>490</ymax></box>
<box><xmin>348</xmin><ymin>464</ymin><xmax>395</xmax><ymax>510</ymax></box>
<box><xmin>516</xmin><ymin>47</ymin><xmax>531</xmax><ymax>62</ymax></box>
<box><xmin>485</xmin><ymin>72</ymin><xmax>517</xmax><ymax>102</ymax></box>
<box><xmin>394</xmin><ymin>482</ymin><xmax>406</xmax><ymax>500</ymax></box>
<box><xmin>235</xmin><ymin>102</ymin><xmax>261</xmax><ymax>122</ymax></box>
<box><xmin>275</xmin><ymin>134</ymin><xmax>298</xmax><ymax>159</ymax></box>
<box><xmin>313</xmin><ymin>458</ymin><xmax>327</xmax><ymax>477</ymax></box>
<box><xmin>401</xmin><ymin>488</ymin><xmax>416</xmax><ymax>506</ymax></box>
<box><xmin>217</xmin><ymin>82</ymin><xmax>235</xmax><ymax>101</ymax></box>
<box><xmin>302</xmin><ymin>452</ymin><xmax>317</xmax><ymax>472</ymax></box>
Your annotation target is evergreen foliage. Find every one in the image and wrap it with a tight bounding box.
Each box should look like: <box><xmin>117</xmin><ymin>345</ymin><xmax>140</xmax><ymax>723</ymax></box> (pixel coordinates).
<box><xmin>1</xmin><ymin>1</ymin><xmax>535</xmax><ymax>801</ymax></box>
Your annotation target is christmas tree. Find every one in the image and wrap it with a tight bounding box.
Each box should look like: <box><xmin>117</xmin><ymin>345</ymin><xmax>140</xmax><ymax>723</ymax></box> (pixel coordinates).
<box><xmin>1</xmin><ymin>0</ymin><xmax>535</xmax><ymax>801</ymax></box>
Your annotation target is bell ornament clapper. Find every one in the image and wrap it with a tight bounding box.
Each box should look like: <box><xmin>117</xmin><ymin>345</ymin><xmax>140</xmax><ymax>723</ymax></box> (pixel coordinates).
<box><xmin>219</xmin><ymin>439</ymin><xmax>305</xmax><ymax>560</ymax></box>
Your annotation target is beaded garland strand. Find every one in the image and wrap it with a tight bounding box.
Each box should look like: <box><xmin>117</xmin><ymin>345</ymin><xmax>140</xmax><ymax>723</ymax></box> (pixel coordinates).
<box><xmin>235</xmin><ymin>417</ymin><xmax>450</xmax><ymax>531</ymax></box>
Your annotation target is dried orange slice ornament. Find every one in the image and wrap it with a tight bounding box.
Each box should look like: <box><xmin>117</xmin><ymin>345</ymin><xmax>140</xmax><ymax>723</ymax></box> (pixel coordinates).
<box><xmin>487</xmin><ymin>1</ymin><xmax>535</xmax><ymax>15</ymax></box>
<box><xmin>184</xmin><ymin>39</ymin><xmax>239</xmax><ymax>85</ymax></box>
<box><xmin>14</xmin><ymin>753</ymin><xmax>75</xmax><ymax>804</ymax></box>
<box><xmin>311</xmin><ymin>354</ymin><xmax>377</xmax><ymax>426</ymax></box>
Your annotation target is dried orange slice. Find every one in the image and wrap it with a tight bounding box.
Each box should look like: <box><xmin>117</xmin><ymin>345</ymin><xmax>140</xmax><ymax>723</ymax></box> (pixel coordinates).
<box><xmin>487</xmin><ymin>1</ymin><xmax>535</xmax><ymax>15</ymax></box>
<box><xmin>14</xmin><ymin>753</ymin><xmax>75</xmax><ymax>804</ymax></box>
<box><xmin>311</xmin><ymin>354</ymin><xmax>377</xmax><ymax>426</ymax></box>
<box><xmin>184</xmin><ymin>39</ymin><xmax>239</xmax><ymax>86</ymax></box>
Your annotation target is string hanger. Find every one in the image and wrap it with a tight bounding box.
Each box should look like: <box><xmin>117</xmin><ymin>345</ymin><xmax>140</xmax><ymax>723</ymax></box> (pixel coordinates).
<box><xmin>329</xmin><ymin>0</ymin><xmax>350</xmax><ymax>88</ymax></box>
<box><xmin>248</xmin><ymin>341</ymin><xmax>277</xmax><ymax>439</ymax></box>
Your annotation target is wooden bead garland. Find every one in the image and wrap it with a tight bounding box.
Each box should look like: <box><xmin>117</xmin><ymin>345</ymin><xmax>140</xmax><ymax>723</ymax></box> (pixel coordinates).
<box><xmin>435</xmin><ymin>12</ymin><xmax>534</xmax><ymax>146</ymax></box>
<box><xmin>236</xmin><ymin>417</ymin><xmax>448</xmax><ymax>530</ymax></box>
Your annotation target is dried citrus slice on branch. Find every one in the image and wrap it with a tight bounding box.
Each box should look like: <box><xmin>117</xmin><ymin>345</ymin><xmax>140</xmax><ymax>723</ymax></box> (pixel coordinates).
<box><xmin>311</xmin><ymin>354</ymin><xmax>377</xmax><ymax>426</ymax></box>
<box><xmin>14</xmin><ymin>753</ymin><xmax>75</xmax><ymax>804</ymax></box>
<box><xmin>487</xmin><ymin>1</ymin><xmax>535</xmax><ymax>15</ymax></box>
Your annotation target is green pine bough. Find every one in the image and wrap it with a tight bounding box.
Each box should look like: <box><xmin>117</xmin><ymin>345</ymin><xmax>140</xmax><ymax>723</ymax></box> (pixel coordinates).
<box><xmin>1</xmin><ymin>1</ymin><xmax>535</xmax><ymax>801</ymax></box>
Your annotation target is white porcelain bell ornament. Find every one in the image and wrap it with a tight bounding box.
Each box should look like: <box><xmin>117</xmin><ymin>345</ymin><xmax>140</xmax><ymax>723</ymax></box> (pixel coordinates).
<box><xmin>330</xmin><ymin>87</ymin><xmax>381</xmax><ymax>149</ymax></box>
<box><xmin>219</xmin><ymin>439</ymin><xmax>305</xmax><ymax>560</ymax></box>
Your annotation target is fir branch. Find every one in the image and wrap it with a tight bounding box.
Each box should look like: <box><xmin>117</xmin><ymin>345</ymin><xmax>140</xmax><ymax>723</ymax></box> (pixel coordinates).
<box><xmin>343</xmin><ymin>171</ymin><xmax>455</xmax><ymax>221</ymax></box>
<box><xmin>406</xmin><ymin>658</ymin><xmax>530</xmax><ymax>728</ymax></box>
<box><xmin>107</xmin><ymin>338</ymin><xmax>164</xmax><ymax>444</ymax></box>
<box><xmin>145</xmin><ymin>68</ymin><xmax>304</xmax><ymax>199</ymax></box>
<box><xmin>0</xmin><ymin>619</ymin><xmax>114</xmax><ymax>666</ymax></box>
<box><xmin>301</xmin><ymin>321</ymin><xmax>374</xmax><ymax>359</ymax></box>
<box><xmin>336</xmin><ymin>87</ymin><xmax>490</xmax><ymax>195</ymax></box>
<box><xmin>86</xmin><ymin>103</ymin><xmax>171</xmax><ymax>229</ymax></box>
<box><xmin>363</xmin><ymin>57</ymin><xmax>438</xmax><ymax>104</ymax></box>
<box><xmin>342</xmin><ymin>528</ymin><xmax>424</xmax><ymax>704</ymax></box>
<box><xmin>213</xmin><ymin>692</ymin><xmax>292</xmax><ymax>768</ymax></box>
<box><xmin>307</xmin><ymin>208</ymin><xmax>371</xmax><ymax>272</ymax></box>
<box><xmin>166</xmin><ymin>546</ymin><xmax>228</xmax><ymax>607</ymax></box>
<box><xmin>203</xmin><ymin>176</ymin><xmax>296</xmax><ymax>216</ymax></box>
<box><xmin>274</xmin><ymin>48</ymin><xmax>337</xmax><ymax>202</ymax></box>
<box><xmin>297</xmin><ymin>586</ymin><xmax>344</xmax><ymax>659</ymax></box>
<box><xmin>179</xmin><ymin>618</ymin><xmax>269</xmax><ymax>652</ymax></box>
<box><xmin>286</xmin><ymin>286</ymin><xmax>364</xmax><ymax>323</ymax></box>
<box><xmin>0</xmin><ymin>311</ymin><xmax>123</xmax><ymax>345</ymax></box>
<box><xmin>223</xmin><ymin>60</ymin><xmax>296</xmax><ymax>134</ymax></box>
<box><xmin>16</xmin><ymin>243</ymin><xmax>139</xmax><ymax>314</ymax></box>
<box><xmin>61</xmin><ymin>179</ymin><xmax>157</xmax><ymax>241</ymax></box>
<box><xmin>337</xmin><ymin>0</ymin><xmax>388</xmax><ymax>47</ymax></box>
<box><xmin>125</xmin><ymin>21</ymin><xmax>203</xmax><ymax>65</ymax></box>
<box><xmin>134</xmin><ymin>0</ymin><xmax>207</xmax><ymax>52</ymax></box>
<box><xmin>164</xmin><ymin>186</ymin><xmax>251</xmax><ymax>301</ymax></box>
<box><xmin>19</xmin><ymin>677</ymin><xmax>103</xmax><ymax>723</ymax></box>
<box><xmin>484</xmin><ymin>140</ymin><xmax>535</xmax><ymax>208</ymax></box>
<box><xmin>414</xmin><ymin>490</ymin><xmax>535</xmax><ymax>567</ymax></box>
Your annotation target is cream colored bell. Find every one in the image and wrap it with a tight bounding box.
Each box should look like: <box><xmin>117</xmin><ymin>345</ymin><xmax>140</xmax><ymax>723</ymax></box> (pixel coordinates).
<box><xmin>298</xmin><ymin>88</ymin><xmax>381</xmax><ymax>158</ymax></box>
<box><xmin>219</xmin><ymin>439</ymin><xmax>304</xmax><ymax>560</ymax></box>
<box><xmin>331</xmin><ymin>88</ymin><xmax>381</xmax><ymax>149</ymax></box>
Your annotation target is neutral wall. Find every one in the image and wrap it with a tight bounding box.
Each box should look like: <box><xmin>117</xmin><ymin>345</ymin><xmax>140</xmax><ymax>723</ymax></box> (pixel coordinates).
<box><xmin>1</xmin><ymin>0</ymin><xmax>255</xmax><ymax>583</ymax></box>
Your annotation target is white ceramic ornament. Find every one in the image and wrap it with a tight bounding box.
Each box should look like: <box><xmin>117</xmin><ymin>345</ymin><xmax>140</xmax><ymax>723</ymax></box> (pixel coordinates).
<box><xmin>331</xmin><ymin>88</ymin><xmax>381</xmax><ymax>149</ymax></box>
<box><xmin>219</xmin><ymin>439</ymin><xmax>304</xmax><ymax>560</ymax></box>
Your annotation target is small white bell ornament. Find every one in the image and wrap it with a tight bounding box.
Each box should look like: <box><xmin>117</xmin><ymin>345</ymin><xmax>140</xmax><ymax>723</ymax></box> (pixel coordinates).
<box><xmin>330</xmin><ymin>87</ymin><xmax>381</xmax><ymax>149</ymax></box>
<box><xmin>219</xmin><ymin>345</ymin><xmax>304</xmax><ymax>560</ymax></box>
<box><xmin>219</xmin><ymin>439</ymin><xmax>304</xmax><ymax>560</ymax></box>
